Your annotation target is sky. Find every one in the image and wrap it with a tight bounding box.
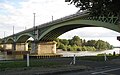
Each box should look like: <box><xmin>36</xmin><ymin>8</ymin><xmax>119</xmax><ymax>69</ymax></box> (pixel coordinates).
<box><xmin>0</xmin><ymin>0</ymin><xmax>120</xmax><ymax>46</ymax></box>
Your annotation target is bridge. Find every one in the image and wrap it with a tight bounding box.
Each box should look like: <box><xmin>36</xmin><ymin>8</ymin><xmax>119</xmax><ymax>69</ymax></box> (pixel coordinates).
<box><xmin>0</xmin><ymin>11</ymin><xmax>120</xmax><ymax>59</ymax></box>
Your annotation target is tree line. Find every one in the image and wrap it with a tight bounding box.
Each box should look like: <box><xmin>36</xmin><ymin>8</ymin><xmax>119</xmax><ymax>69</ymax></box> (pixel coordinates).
<box><xmin>66</xmin><ymin>0</ymin><xmax>120</xmax><ymax>16</ymax></box>
<box><xmin>55</xmin><ymin>36</ymin><xmax>113</xmax><ymax>51</ymax></box>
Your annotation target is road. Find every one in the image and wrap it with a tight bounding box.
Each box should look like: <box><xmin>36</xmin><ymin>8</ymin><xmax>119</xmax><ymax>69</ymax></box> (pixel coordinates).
<box><xmin>59</xmin><ymin>66</ymin><xmax>120</xmax><ymax>75</ymax></box>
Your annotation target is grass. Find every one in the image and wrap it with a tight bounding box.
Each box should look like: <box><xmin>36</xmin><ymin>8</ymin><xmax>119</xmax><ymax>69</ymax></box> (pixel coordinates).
<box><xmin>0</xmin><ymin>61</ymin><xmax>63</xmax><ymax>68</ymax></box>
<box><xmin>0</xmin><ymin>59</ymin><xmax>65</xmax><ymax>71</ymax></box>
<box><xmin>0</xmin><ymin>55</ymin><xmax>119</xmax><ymax>71</ymax></box>
<box><xmin>77</xmin><ymin>55</ymin><xmax>120</xmax><ymax>61</ymax></box>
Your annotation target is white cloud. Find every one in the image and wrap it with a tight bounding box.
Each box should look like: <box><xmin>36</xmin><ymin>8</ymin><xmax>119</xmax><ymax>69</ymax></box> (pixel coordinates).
<box><xmin>59</xmin><ymin>27</ymin><xmax>120</xmax><ymax>38</ymax></box>
<box><xmin>0</xmin><ymin>0</ymin><xmax>79</xmax><ymax>37</ymax></box>
<box><xmin>0</xmin><ymin>0</ymin><xmax>120</xmax><ymax>46</ymax></box>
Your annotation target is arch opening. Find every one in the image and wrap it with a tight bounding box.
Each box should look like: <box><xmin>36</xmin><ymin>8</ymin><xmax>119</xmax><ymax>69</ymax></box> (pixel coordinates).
<box><xmin>59</xmin><ymin>27</ymin><xmax>120</xmax><ymax>46</ymax></box>
<box><xmin>39</xmin><ymin>19</ymin><xmax>120</xmax><ymax>41</ymax></box>
<box><xmin>39</xmin><ymin>24</ymin><xmax>92</xmax><ymax>41</ymax></box>
<box><xmin>16</xmin><ymin>33</ymin><xmax>35</xmax><ymax>43</ymax></box>
<box><xmin>6</xmin><ymin>38</ymin><xmax>14</xmax><ymax>44</ymax></box>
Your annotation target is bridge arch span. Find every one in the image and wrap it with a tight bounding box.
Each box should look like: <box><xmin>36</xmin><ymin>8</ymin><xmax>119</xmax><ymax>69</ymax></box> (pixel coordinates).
<box><xmin>39</xmin><ymin>19</ymin><xmax>120</xmax><ymax>41</ymax></box>
<box><xmin>5</xmin><ymin>37</ymin><xmax>14</xmax><ymax>43</ymax></box>
<box><xmin>16</xmin><ymin>33</ymin><xmax>35</xmax><ymax>43</ymax></box>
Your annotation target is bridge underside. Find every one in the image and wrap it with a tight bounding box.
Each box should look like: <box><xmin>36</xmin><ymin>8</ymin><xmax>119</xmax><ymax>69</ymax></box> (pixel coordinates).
<box><xmin>40</xmin><ymin>24</ymin><xmax>91</xmax><ymax>41</ymax></box>
<box><xmin>4</xmin><ymin>19</ymin><xmax>120</xmax><ymax>43</ymax></box>
<box><xmin>17</xmin><ymin>35</ymin><xmax>30</xmax><ymax>43</ymax></box>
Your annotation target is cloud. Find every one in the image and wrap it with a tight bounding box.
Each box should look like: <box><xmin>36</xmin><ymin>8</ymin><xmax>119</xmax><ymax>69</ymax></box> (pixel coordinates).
<box><xmin>59</xmin><ymin>27</ymin><xmax>120</xmax><ymax>39</ymax></box>
<box><xmin>0</xmin><ymin>0</ymin><xmax>120</xmax><ymax>46</ymax></box>
<box><xmin>0</xmin><ymin>0</ymin><xmax>79</xmax><ymax>38</ymax></box>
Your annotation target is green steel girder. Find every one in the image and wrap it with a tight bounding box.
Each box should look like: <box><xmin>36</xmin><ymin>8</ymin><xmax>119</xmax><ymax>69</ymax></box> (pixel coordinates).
<box><xmin>2</xmin><ymin>12</ymin><xmax>120</xmax><ymax>43</ymax></box>
<box><xmin>5</xmin><ymin>37</ymin><xmax>14</xmax><ymax>44</ymax></box>
<box><xmin>15</xmin><ymin>33</ymin><xmax>35</xmax><ymax>43</ymax></box>
<box><xmin>39</xmin><ymin>19</ymin><xmax>120</xmax><ymax>41</ymax></box>
<box><xmin>87</xmin><ymin>14</ymin><xmax>119</xmax><ymax>24</ymax></box>
<box><xmin>3</xmin><ymin>29</ymin><xmax>35</xmax><ymax>43</ymax></box>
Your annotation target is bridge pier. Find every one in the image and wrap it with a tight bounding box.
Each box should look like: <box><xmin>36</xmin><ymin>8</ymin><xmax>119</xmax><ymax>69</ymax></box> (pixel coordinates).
<box><xmin>3</xmin><ymin>44</ymin><xmax>13</xmax><ymax>50</ymax></box>
<box><xmin>16</xmin><ymin>43</ymin><xmax>28</xmax><ymax>51</ymax></box>
<box><xmin>38</xmin><ymin>41</ymin><xmax>57</xmax><ymax>55</ymax></box>
<box><xmin>1</xmin><ymin>43</ymin><xmax>28</xmax><ymax>51</ymax></box>
<box><xmin>31</xmin><ymin>41</ymin><xmax>57</xmax><ymax>55</ymax></box>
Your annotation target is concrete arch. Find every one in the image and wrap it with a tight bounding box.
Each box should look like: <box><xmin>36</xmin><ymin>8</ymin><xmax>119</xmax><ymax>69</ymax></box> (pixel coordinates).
<box><xmin>39</xmin><ymin>19</ymin><xmax>120</xmax><ymax>41</ymax></box>
<box><xmin>5</xmin><ymin>37</ymin><xmax>14</xmax><ymax>43</ymax></box>
<box><xmin>16</xmin><ymin>33</ymin><xmax>35</xmax><ymax>43</ymax></box>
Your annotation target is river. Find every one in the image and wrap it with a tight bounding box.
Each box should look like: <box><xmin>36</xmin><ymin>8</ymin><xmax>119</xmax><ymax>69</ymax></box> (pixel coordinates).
<box><xmin>0</xmin><ymin>48</ymin><xmax>120</xmax><ymax>60</ymax></box>
<box><xmin>57</xmin><ymin>48</ymin><xmax>120</xmax><ymax>57</ymax></box>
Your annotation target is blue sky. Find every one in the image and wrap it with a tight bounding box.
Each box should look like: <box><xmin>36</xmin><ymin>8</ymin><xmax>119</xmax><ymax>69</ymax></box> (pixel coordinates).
<box><xmin>0</xmin><ymin>0</ymin><xmax>120</xmax><ymax>46</ymax></box>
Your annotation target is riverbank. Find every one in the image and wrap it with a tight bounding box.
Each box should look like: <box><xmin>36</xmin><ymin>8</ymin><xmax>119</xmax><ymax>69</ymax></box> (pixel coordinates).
<box><xmin>57</xmin><ymin>48</ymin><xmax>120</xmax><ymax>57</ymax></box>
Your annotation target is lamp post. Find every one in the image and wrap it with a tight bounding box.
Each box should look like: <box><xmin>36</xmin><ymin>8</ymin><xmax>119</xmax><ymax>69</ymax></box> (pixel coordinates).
<box><xmin>4</xmin><ymin>31</ymin><xmax>5</xmax><ymax>38</ymax></box>
<box><xmin>33</xmin><ymin>13</ymin><xmax>36</xmax><ymax>28</ymax></box>
<box><xmin>13</xmin><ymin>26</ymin><xmax>16</xmax><ymax>60</ymax></box>
<box><xmin>52</xmin><ymin>16</ymin><xmax>53</xmax><ymax>21</ymax></box>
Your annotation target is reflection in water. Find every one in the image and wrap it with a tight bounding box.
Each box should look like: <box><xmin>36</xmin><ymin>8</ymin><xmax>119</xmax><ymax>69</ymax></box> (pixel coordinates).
<box><xmin>57</xmin><ymin>48</ymin><xmax>120</xmax><ymax>57</ymax></box>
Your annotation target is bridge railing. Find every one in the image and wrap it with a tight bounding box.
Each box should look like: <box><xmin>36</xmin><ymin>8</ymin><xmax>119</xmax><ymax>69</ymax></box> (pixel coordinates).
<box><xmin>37</xmin><ymin>11</ymin><xmax>89</xmax><ymax>28</ymax></box>
<box><xmin>3</xmin><ymin>11</ymin><xmax>89</xmax><ymax>40</ymax></box>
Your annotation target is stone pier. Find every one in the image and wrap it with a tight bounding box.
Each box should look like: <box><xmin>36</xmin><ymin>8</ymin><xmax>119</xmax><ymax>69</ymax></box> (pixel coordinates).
<box><xmin>1</xmin><ymin>43</ymin><xmax>28</xmax><ymax>51</ymax></box>
<box><xmin>3</xmin><ymin>44</ymin><xmax>13</xmax><ymax>50</ymax></box>
<box><xmin>31</xmin><ymin>41</ymin><xmax>57</xmax><ymax>55</ymax></box>
<box><xmin>16</xmin><ymin>43</ymin><xmax>28</xmax><ymax>51</ymax></box>
<box><xmin>0</xmin><ymin>41</ymin><xmax>57</xmax><ymax>59</ymax></box>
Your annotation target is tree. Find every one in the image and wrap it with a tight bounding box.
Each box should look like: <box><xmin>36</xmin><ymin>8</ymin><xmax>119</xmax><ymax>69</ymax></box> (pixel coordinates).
<box><xmin>58</xmin><ymin>43</ymin><xmax>67</xmax><ymax>51</ymax></box>
<box><xmin>85</xmin><ymin>40</ymin><xmax>96</xmax><ymax>47</ymax></box>
<box><xmin>71</xmin><ymin>36</ymin><xmax>82</xmax><ymax>46</ymax></box>
<box><xmin>59</xmin><ymin>39</ymin><xmax>69</xmax><ymax>45</ymax></box>
<box><xmin>82</xmin><ymin>39</ymin><xmax>86</xmax><ymax>46</ymax></box>
<box><xmin>66</xmin><ymin>0</ymin><xmax>120</xmax><ymax>16</ymax></box>
<box><xmin>55</xmin><ymin>36</ymin><xmax>113</xmax><ymax>51</ymax></box>
<box><xmin>95</xmin><ymin>40</ymin><xmax>111</xmax><ymax>50</ymax></box>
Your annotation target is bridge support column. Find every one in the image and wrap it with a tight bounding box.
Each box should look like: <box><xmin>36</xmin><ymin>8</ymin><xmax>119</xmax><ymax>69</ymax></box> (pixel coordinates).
<box><xmin>16</xmin><ymin>43</ymin><xmax>28</xmax><ymax>51</ymax></box>
<box><xmin>3</xmin><ymin>44</ymin><xmax>13</xmax><ymax>50</ymax></box>
<box><xmin>37</xmin><ymin>41</ymin><xmax>57</xmax><ymax>55</ymax></box>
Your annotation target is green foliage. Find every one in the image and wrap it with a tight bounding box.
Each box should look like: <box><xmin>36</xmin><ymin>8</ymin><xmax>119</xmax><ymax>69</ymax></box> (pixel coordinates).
<box><xmin>55</xmin><ymin>36</ymin><xmax>113</xmax><ymax>51</ymax></box>
<box><xmin>71</xmin><ymin>36</ymin><xmax>82</xmax><ymax>46</ymax></box>
<box><xmin>59</xmin><ymin>39</ymin><xmax>69</xmax><ymax>45</ymax></box>
<box><xmin>85</xmin><ymin>40</ymin><xmax>96</xmax><ymax>47</ymax></box>
<box><xmin>58</xmin><ymin>43</ymin><xmax>67</xmax><ymax>51</ymax></box>
<box><xmin>66</xmin><ymin>0</ymin><xmax>120</xmax><ymax>16</ymax></box>
<box><xmin>95</xmin><ymin>40</ymin><xmax>113</xmax><ymax>51</ymax></box>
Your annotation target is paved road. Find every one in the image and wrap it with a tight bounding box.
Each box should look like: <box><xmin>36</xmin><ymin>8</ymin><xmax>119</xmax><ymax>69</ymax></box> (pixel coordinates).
<box><xmin>59</xmin><ymin>66</ymin><xmax>120</xmax><ymax>75</ymax></box>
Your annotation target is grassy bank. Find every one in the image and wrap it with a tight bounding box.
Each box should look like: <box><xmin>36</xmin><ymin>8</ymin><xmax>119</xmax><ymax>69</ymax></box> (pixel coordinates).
<box><xmin>0</xmin><ymin>56</ymin><xmax>119</xmax><ymax>71</ymax></box>
<box><xmin>0</xmin><ymin>59</ymin><xmax>64</xmax><ymax>71</ymax></box>
<box><xmin>77</xmin><ymin>56</ymin><xmax>120</xmax><ymax>61</ymax></box>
